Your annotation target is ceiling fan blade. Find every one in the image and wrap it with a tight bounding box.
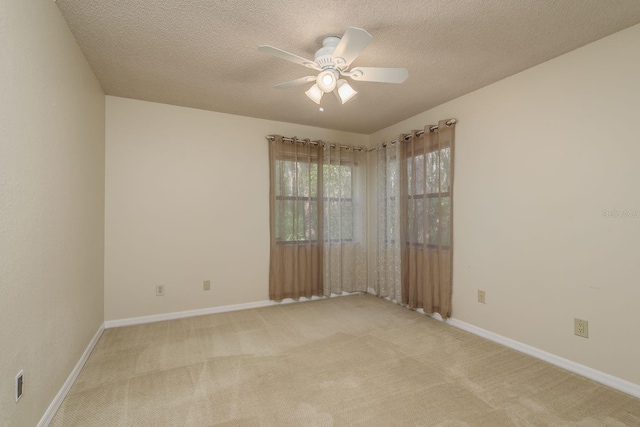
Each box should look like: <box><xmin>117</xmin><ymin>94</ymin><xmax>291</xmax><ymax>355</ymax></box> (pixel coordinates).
<box><xmin>258</xmin><ymin>45</ymin><xmax>320</xmax><ymax>70</ymax></box>
<box><xmin>273</xmin><ymin>76</ymin><xmax>316</xmax><ymax>89</ymax></box>
<box><xmin>331</xmin><ymin>27</ymin><xmax>373</xmax><ymax>67</ymax></box>
<box><xmin>348</xmin><ymin>67</ymin><xmax>408</xmax><ymax>83</ymax></box>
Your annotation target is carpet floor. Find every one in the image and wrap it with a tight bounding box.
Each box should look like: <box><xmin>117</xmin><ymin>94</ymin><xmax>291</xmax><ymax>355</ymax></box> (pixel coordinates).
<box><xmin>51</xmin><ymin>294</ymin><xmax>640</xmax><ymax>426</ymax></box>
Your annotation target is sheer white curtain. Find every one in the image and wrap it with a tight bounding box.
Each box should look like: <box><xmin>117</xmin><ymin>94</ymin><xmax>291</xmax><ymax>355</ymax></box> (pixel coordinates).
<box><xmin>376</xmin><ymin>141</ymin><xmax>402</xmax><ymax>302</ymax></box>
<box><xmin>322</xmin><ymin>145</ymin><xmax>368</xmax><ymax>296</ymax></box>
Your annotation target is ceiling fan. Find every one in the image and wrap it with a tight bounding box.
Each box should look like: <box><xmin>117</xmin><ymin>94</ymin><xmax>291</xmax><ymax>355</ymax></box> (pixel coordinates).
<box><xmin>258</xmin><ymin>27</ymin><xmax>408</xmax><ymax>105</ymax></box>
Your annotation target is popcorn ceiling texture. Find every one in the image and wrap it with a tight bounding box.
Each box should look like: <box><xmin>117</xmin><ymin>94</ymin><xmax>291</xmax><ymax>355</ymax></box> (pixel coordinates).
<box><xmin>56</xmin><ymin>0</ymin><xmax>640</xmax><ymax>134</ymax></box>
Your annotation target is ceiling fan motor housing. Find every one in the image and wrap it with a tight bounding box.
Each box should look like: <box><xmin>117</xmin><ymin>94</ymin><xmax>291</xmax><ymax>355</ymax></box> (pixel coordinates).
<box><xmin>314</xmin><ymin>36</ymin><xmax>342</xmax><ymax>69</ymax></box>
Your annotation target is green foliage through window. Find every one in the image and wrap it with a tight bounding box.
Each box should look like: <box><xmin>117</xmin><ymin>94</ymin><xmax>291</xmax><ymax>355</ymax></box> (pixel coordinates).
<box><xmin>406</xmin><ymin>147</ymin><xmax>451</xmax><ymax>248</ymax></box>
<box><xmin>274</xmin><ymin>160</ymin><xmax>358</xmax><ymax>244</ymax></box>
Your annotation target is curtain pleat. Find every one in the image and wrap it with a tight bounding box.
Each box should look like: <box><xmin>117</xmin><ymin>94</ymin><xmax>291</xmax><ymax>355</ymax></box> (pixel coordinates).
<box><xmin>400</xmin><ymin>132</ymin><xmax>411</xmax><ymax>307</ymax></box>
<box><xmin>376</xmin><ymin>142</ymin><xmax>402</xmax><ymax>301</ymax></box>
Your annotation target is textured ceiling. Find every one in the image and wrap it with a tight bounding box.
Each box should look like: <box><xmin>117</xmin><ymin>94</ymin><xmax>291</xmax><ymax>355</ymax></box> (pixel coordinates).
<box><xmin>55</xmin><ymin>0</ymin><xmax>640</xmax><ymax>134</ymax></box>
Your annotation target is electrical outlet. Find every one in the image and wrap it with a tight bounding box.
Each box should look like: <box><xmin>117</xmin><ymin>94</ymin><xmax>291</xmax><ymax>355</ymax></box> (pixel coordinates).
<box><xmin>156</xmin><ymin>284</ymin><xmax>165</xmax><ymax>296</ymax></box>
<box><xmin>15</xmin><ymin>370</ymin><xmax>24</xmax><ymax>402</ymax></box>
<box><xmin>477</xmin><ymin>290</ymin><xmax>486</xmax><ymax>304</ymax></box>
<box><xmin>203</xmin><ymin>280</ymin><xmax>211</xmax><ymax>291</ymax></box>
<box><xmin>574</xmin><ymin>318</ymin><xmax>589</xmax><ymax>338</ymax></box>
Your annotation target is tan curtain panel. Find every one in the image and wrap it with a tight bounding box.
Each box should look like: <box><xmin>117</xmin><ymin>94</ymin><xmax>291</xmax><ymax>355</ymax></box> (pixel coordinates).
<box><xmin>269</xmin><ymin>136</ymin><xmax>323</xmax><ymax>300</ymax></box>
<box><xmin>400</xmin><ymin>120</ymin><xmax>455</xmax><ymax>318</ymax></box>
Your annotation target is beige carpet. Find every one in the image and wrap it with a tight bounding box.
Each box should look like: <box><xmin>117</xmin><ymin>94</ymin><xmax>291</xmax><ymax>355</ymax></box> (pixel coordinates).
<box><xmin>51</xmin><ymin>295</ymin><xmax>640</xmax><ymax>426</ymax></box>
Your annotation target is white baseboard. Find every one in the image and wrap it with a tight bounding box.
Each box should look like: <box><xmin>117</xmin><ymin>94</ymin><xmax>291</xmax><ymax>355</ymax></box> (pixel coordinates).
<box><xmin>104</xmin><ymin>292</ymin><xmax>362</xmax><ymax>329</ymax></box>
<box><xmin>38</xmin><ymin>323</ymin><xmax>104</xmax><ymax>427</ymax></box>
<box><xmin>446</xmin><ymin>317</ymin><xmax>640</xmax><ymax>399</ymax></box>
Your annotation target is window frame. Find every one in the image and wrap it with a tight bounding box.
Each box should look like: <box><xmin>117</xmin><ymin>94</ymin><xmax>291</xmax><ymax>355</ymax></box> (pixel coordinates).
<box><xmin>273</xmin><ymin>157</ymin><xmax>360</xmax><ymax>245</ymax></box>
<box><xmin>404</xmin><ymin>141</ymin><xmax>452</xmax><ymax>251</ymax></box>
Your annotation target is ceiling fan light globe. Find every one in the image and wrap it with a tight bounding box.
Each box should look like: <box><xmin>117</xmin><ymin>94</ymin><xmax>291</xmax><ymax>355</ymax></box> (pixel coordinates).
<box><xmin>316</xmin><ymin>70</ymin><xmax>337</xmax><ymax>92</ymax></box>
<box><xmin>305</xmin><ymin>84</ymin><xmax>324</xmax><ymax>104</ymax></box>
<box><xmin>337</xmin><ymin>80</ymin><xmax>357</xmax><ymax>104</ymax></box>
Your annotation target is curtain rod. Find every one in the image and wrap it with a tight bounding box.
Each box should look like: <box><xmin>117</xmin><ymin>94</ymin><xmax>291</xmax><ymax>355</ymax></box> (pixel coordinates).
<box><xmin>371</xmin><ymin>118</ymin><xmax>458</xmax><ymax>151</ymax></box>
<box><xmin>265</xmin><ymin>135</ymin><xmax>366</xmax><ymax>152</ymax></box>
<box><xmin>266</xmin><ymin>118</ymin><xmax>456</xmax><ymax>152</ymax></box>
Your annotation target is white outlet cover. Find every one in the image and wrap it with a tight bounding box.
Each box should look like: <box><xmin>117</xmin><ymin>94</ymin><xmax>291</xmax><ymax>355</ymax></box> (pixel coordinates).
<box><xmin>574</xmin><ymin>318</ymin><xmax>589</xmax><ymax>338</ymax></box>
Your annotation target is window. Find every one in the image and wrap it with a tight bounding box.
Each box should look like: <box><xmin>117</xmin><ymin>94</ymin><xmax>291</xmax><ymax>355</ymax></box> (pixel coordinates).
<box><xmin>375</xmin><ymin>120</ymin><xmax>456</xmax><ymax>315</ymax></box>
<box><xmin>406</xmin><ymin>145</ymin><xmax>451</xmax><ymax>248</ymax></box>
<box><xmin>322</xmin><ymin>163</ymin><xmax>356</xmax><ymax>243</ymax></box>
<box><xmin>274</xmin><ymin>159</ymin><xmax>319</xmax><ymax>243</ymax></box>
<box><xmin>273</xmin><ymin>157</ymin><xmax>361</xmax><ymax>244</ymax></box>
<box><xmin>269</xmin><ymin>137</ymin><xmax>369</xmax><ymax>300</ymax></box>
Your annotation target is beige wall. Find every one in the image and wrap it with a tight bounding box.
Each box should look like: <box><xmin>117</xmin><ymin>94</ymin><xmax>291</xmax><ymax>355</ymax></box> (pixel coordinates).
<box><xmin>0</xmin><ymin>2</ymin><xmax>105</xmax><ymax>426</ymax></box>
<box><xmin>104</xmin><ymin>96</ymin><xmax>368</xmax><ymax>321</ymax></box>
<box><xmin>369</xmin><ymin>24</ymin><xmax>640</xmax><ymax>385</ymax></box>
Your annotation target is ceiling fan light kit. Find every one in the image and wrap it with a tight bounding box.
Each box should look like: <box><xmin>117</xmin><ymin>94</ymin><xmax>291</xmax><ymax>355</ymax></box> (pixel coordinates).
<box><xmin>259</xmin><ymin>27</ymin><xmax>408</xmax><ymax>106</ymax></box>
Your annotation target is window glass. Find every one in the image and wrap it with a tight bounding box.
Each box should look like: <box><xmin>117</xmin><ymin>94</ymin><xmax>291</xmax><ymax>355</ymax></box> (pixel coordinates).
<box><xmin>406</xmin><ymin>146</ymin><xmax>451</xmax><ymax>248</ymax></box>
<box><xmin>275</xmin><ymin>159</ymin><xmax>357</xmax><ymax>244</ymax></box>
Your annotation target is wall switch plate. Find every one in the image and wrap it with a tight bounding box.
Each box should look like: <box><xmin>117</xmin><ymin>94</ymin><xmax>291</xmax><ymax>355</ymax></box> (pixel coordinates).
<box><xmin>156</xmin><ymin>284</ymin><xmax>165</xmax><ymax>296</ymax></box>
<box><xmin>15</xmin><ymin>370</ymin><xmax>24</xmax><ymax>402</ymax></box>
<box><xmin>574</xmin><ymin>318</ymin><xmax>589</xmax><ymax>338</ymax></box>
<box><xmin>203</xmin><ymin>280</ymin><xmax>211</xmax><ymax>291</ymax></box>
<box><xmin>477</xmin><ymin>290</ymin><xmax>486</xmax><ymax>304</ymax></box>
